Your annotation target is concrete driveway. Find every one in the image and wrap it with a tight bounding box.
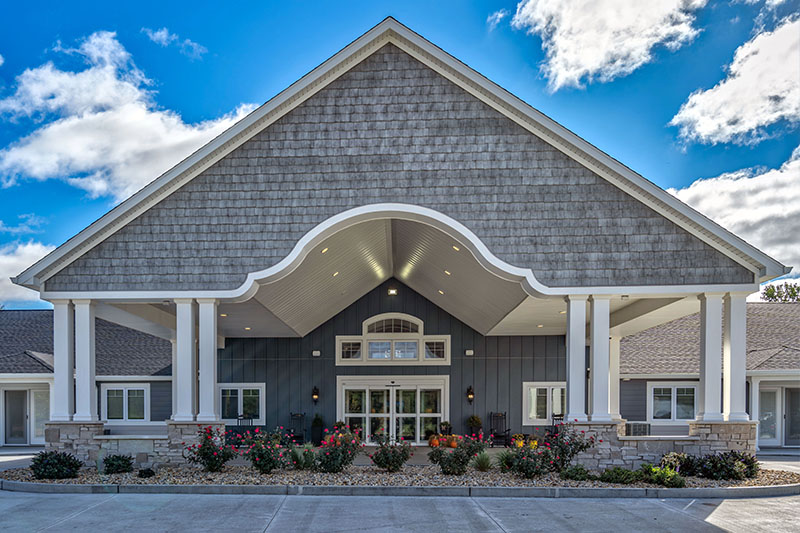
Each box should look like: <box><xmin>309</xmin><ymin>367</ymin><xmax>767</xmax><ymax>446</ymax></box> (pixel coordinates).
<box><xmin>0</xmin><ymin>492</ymin><xmax>798</xmax><ymax>532</ymax></box>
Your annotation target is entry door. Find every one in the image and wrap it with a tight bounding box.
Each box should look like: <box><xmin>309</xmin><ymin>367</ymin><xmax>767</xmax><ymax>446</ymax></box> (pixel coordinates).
<box><xmin>759</xmin><ymin>389</ymin><xmax>780</xmax><ymax>447</ymax></box>
<box><xmin>786</xmin><ymin>388</ymin><xmax>800</xmax><ymax>447</ymax></box>
<box><xmin>31</xmin><ymin>390</ymin><xmax>50</xmax><ymax>445</ymax></box>
<box><xmin>4</xmin><ymin>390</ymin><xmax>28</xmax><ymax>445</ymax></box>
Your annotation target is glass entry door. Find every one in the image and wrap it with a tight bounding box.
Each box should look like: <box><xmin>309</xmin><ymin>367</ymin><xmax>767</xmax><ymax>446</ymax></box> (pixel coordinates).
<box><xmin>4</xmin><ymin>390</ymin><xmax>28</xmax><ymax>445</ymax></box>
<box><xmin>759</xmin><ymin>389</ymin><xmax>780</xmax><ymax>446</ymax></box>
<box><xmin>342</xmin><ymin>382</ymin><xmax>444</xmax><ymax>444</ymax></box>
<box><xmin>786</xmin><ymin>388</ymin><xmax>800</xmax><ymax>447</ymax></box>
<box><xmin>31</xmin><ymin>390</ymin><xmax>50</xmax><ymax>445</ymax></box>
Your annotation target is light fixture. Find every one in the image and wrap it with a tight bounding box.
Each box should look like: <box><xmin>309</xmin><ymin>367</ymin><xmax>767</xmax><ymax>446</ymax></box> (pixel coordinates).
<box><xmin>321</xmin><ymin>247</ymin><xmax>329</xmax><ymax>254</ymax></box>
<box><xmin>559</xmin><ymin>310</ymin><xmax>566</xmax><ymax>315</ymax></box>
<box><xmin>333</xmin><ymin>271</ymin><xmax>339</xmax><ymax>277</ymax></box>
<box><xmin>220</xmin><ymin>313</ymin><xmax>228</xmax><ymax>317</ymax></box>
<box><xmin>452</xmin><ymin>245</ymin><xmax>460</xmax><ymax>251</ymax></box>
<box><xmin>465</xmin><ymin>349</ymin><xmax>474</xmax><ymax>356</ymax></box>
<box><xmin>312</xmin><ymin>386</ymin><xmax>320</xmax><ymax>404</ymax></box>
<box><xmin>244</xmin><ymin>327</ymin><xmax>251</xmax><ymax>331</ymax></box>
<box><xmin>444</xmin><ymin>270</ymin><xmax>451</xmax><ymax>276</ymax></box>
<box><xmin>438</xmin><ymin>290</ymin><xmax>444</xmax><ymax>295</ymax></box>
<box><xmin>312</xmin><ymin>350</ymin><xmax>321</xmax><ymax>357</ymax></box>
<box><xmin>537</xmin><ymin>324</ymin><xmax>544</xmax><ymax>328</ymax></box>
<box><xmin>466</xmin><ymin>386</ymin><xmax>474</xmax><ymax>404</ymax></box>
<box><xmin>387</xmin><ymin>288</ymin><xmax>398</xmax><ymax>296</ymax></box>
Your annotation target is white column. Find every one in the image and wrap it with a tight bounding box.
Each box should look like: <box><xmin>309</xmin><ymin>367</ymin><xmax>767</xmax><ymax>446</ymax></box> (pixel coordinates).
<box><xmin>565</xmin><ymin>295</ymin><xmax>588</xmax><ymax>422</ymax></box>
<box><xmin>609</xmin><ymin>336</ymin><xmax>621</xmax><ymax>420</ymax></box>
<box><xmin>589</xmin><ymin>296</ymin><xmax>612</xmax><ymax>422</ymax></box>
<box><xmin>73</xmin><ymin>300</ymin><xmax>97</xmax><ymax>422</ymax></box>
<box><xmin>724</xmin><ymin>292</ymin><xmax>749</xmax><ymax>421</ymax></box>
<box><xmin>698</xmin><ymin>293</ymin><xmax>724</xmax><ymax>421</ymax></box>
<box><xmin>170</xmin><ymin>338</ymin><xmax>177</xmax><ymax>418</ymax></box>
<box><xmin>750</xmin><ymin>377</ymin><xmax>761</xmax><ymax>450</ymax></box>
<box><xmin>196</xmin><ymin>299</ymin><xmax>219</xmax><ymax>422</ymax></box>
<box><xmin>173</xmin><ymin>299</ymin><xmax>196</xmax><ymax>422</ymax></box>
<box><xmin>51</xmin><ymin>300</ymin><xmax>74</xmax><ymax>421</ymax></box>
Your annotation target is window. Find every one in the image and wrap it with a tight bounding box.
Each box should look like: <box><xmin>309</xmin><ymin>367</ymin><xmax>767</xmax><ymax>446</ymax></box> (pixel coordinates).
<box><xmin>101</xmin><ymin>384</ymin><xmax>149</xmax><ymax>423</ymax></box>
<box><xmin>647</xmin><ymin>382</ymin><xmax>696</xmax><ymax>423</ymax></box>
<box><xmin>217</xmin><ymin>383</ymin><xmax>265</xmax><ymax>424</ymax></box>
<box><xmin>336</xmin><ymin>313</ymin><xmax>451</xmax><ymax>366</ymax></box>
<box><xmin>522</xmin><ymin>382</ymin><xmax>566</xmax><ymax>426</ymax></box>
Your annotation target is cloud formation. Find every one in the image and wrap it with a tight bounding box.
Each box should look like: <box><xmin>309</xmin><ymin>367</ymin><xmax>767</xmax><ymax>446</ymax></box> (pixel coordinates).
<box><xmin>0</xmin><ymin>53</ymin><xmax>4</xmax><ymax>67</ymax></box>
<box><xmin>487</xmin><ymin>10</ymin><xmax>509</xmax><ymax>31</ymax></box>
<box><xmin>0</xmin><ymin>31</ymin><xmax>255</xmax><ymax>201</ymax></box>
<box><xmin>670</xmin><ymin>16</ymin><xmax>799</xmax><ymax>145</ymax></box>
<box><xmin>669</xmin><ymin>145</ymin><xmax>800</xmax><ymax>278</ymax></box>
<box><xmin>142</xmin><ymin>27</ymin><xmax>208</xmax><ymax>59</ymax></box>
<box><xmin>511</xmin><ymin>0</ymin><xmax>708</xmax><ymax>91</ymax></box>
<box><xmin>0</xmin><ymin>242</ymin><xmax>55</xmax><ymax>302</ymax></box>
<box><xmin>0</xmin><ymin>214</ymin><xmax>45</xmax><ymax>235</ymax></box>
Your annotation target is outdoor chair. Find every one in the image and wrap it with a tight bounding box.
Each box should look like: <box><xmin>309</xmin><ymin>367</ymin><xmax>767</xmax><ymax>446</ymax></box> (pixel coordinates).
<box><xmin>489</xmin><ymin>411</ymin><xmax>511</xmax><ymax>447</ymax></box>
<box><xmin>289</xmin><ymin>412</ymin><xmax>306</xmax><ymax>444</ymax></box>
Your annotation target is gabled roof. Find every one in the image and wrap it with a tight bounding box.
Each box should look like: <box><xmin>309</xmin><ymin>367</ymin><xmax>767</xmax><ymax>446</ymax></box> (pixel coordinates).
<box><xmin>12</xmin><ymin>18</ymin><xmax>789</xmax><ymax>292</ymax></box>
<box><xmin>620</xmin><ymin>302</ymin><xmax>800</xmax><ymax>375</ymax></box>
<box><xmin>0</xmin><ymin>310</ymin><xmax>172</xmax><ymax>376</ymax></box>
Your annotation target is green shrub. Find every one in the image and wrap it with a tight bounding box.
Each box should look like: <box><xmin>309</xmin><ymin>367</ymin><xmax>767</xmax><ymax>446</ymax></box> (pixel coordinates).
<box><xmin>560</xmin><ymin>464</ymin><xmax>597</xmax><ymax>481</ymax></box>
<box><xmin>315</xmin><ymin>428</ymin><xmax>362</xmax><ymax>473</ymax></box>
<box><xmin>660</xmin><ymin>452</ymin><xmax>700</xmax><ymax>477</ymax></box>
<box><xmin>370</xmin><ymin>438</ymin><xmax>412</xmax><ymax>472</ymax></box>
<box><xmin>103</xmin><ymin>454</ymin><xmax>134</xmax><ymax>474</ymax></box>
<box><xmin>472</xmin><ymin>451</ymin><xmax>492</xmax><ymax>472</ymax></box>
<box><xmin>245</xmin><ymin>441</ymin><xmax>286</xmax><ymax>474</ymax></box>
<box><xmin>30</xmin><ymin>451</ymin><xmax>83</xmax><ymax>480</ymax></box>
<box><xmin>289</xmin><ymin>443</ymin><xmax>316</xmax><ymax>470</ymax></box>
<box><xmin>541</xmin><ymin>425</ymin><xmax>596</xmax><ymax>471</ymax></box>
<box><xmin>428</xmin><ymin>446</ymin><xmax>472</xmax><ymax>475</ymax></box>
<box><xmin>508</xmin><ymin>447</ymin><xmax>555</xmax><ymax>479</ymax></box>
<box><xmin>466</xmin><ymin>415</ymin><xmax>482</xmax><ymax>431</ymax></box>
<box><xmin>183</xmin><ymin>426</ymin><xmax>238</xmax><ymax>472</ymax></box>
<box><xmin>599</xmin><ymin>466</ymin><xmax>641</xmax><ymax>484</ymax></box>
<box><xmin>698</xmin><ymin>452</ymin><xmax>754</xmax><ymax>481</ymax></box>
<box><xmin>495</xmin><ymin>449</ymin><xmax>515</xmax><ymax>473</ymax></box>
<box><xmin>461</xmin><ymin>433</ymin><xmax>491</xmax><ymax>456</ymax></box>
<box><xmin>640</xmin><ymin>463</ymin><xmax>685</xmax><ymax>488</ymax></box>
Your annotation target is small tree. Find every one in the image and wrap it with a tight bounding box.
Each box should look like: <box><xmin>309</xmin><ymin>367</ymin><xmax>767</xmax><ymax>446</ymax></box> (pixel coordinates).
<box><xmin>761</xmin><ymin>282</ymin><xmax>800</xmax><ymax>302</ymax></box>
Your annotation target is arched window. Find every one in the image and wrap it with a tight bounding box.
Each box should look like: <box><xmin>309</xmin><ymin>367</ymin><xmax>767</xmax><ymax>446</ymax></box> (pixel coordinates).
<box><xmin>336</xmin><ymin>313</ymin><xmax>450</xmax><ymax>366</ymax></box>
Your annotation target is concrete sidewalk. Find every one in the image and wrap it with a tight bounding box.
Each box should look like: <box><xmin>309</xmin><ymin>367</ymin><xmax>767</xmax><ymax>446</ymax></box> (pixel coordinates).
<box><xmin>0</xmin><ymin>492</ymin><xmax>798</xmax><ymax>532</ymax></box>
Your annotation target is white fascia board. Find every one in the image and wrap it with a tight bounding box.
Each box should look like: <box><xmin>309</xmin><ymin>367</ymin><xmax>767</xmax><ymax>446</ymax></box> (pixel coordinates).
<box><xmin>97</xmin><ymin>375</ymin><xmax>172</xmax><ymax>381</ymax></box>
<box><xmin>747</xmin><ymin>370</ymin><xmax>800</xmax><ymax>377</ymax></box>
<box><xmin>620</xmin><ymin>373</ymin><xmax>699</xmax><ymax>380</ymax></box>
<box><xmin>13</xmin><ymin>18</ymin><xmax>788</xmax><ymax>292</ymax></box>
<box><xmin>0</xmin><ymin>374</ymin><xmax>54</xmax><ymax>382</ymax></box>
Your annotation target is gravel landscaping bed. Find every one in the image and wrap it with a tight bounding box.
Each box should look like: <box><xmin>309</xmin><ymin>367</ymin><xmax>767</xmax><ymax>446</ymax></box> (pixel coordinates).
<box><xmin>2</xmin><ymin>465</ymin><xmax>799</xmax><ymax>489</ymax></box>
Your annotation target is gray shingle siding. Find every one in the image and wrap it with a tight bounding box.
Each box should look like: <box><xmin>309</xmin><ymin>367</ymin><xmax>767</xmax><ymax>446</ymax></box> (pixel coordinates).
<box><xmin>47</xmin><ymin>44</ymin><xmax>753</xmax><ymax>292</ymax></box>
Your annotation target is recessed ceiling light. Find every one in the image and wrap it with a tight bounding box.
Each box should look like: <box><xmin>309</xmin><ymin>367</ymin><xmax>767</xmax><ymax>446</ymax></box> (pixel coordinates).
<box><xmin>438</xmin><ymin>290</ymin><xmax>444</xmax><ymax>295</ymax></box>
<box><xmin>537</xmin><ymin>324</ymin><xmax>544</xmax><ymax>328</ymax></box>
<box><xmin>444</xmin><ymin>270</ymin><xmax>451</xmax><ymax>276</ymax></box>
<box><xmin>333</xmin><ymin>271</ymin><xmax>339</xmax><ymax>277</ymax></box>
<box><xmin>452</xmin><ymin>245</ymin><xmax>460</xmax><ymax>251</ymax></box>
<box><xmin>244</xmin><ymin>327</ymin><xmax>251</xmax><ymax>331</ymax></box>
<box><xmin>559</xmin><ymin>310</ymin><xmax>566</xmax><ymax>315</ymax></box>
<box><xmin>220</xmin><ymin>313</ymin><xmax>228</xmax><ymax>317</ymax></box>
<box><xmin>321</xmin><ymin>247</ymin><xmax>328</xmax><ymax>254</ymax></box>
<box><xmin>387</xmin><ymin>288</ymin><xmax>398</xmax><ymax>296</ymax></box>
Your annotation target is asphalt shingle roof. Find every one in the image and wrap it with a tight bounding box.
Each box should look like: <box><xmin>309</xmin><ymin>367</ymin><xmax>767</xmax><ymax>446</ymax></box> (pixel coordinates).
<box><xmin>0</xmin><ymin>310</ymin><xmax>171</xmax><ymax>376</ymax></box>
<box><xmin>620</xmin><ymin>303</ymin><xmax>800</xmax><ymax>375</ymax></box>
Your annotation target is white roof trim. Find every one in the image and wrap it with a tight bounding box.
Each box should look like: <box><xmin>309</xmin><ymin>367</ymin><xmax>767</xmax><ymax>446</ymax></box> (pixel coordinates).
<box><xmin>12</xmin><ymin>17</ymin><xmax>789</xmax><ymax>291</ymax></box>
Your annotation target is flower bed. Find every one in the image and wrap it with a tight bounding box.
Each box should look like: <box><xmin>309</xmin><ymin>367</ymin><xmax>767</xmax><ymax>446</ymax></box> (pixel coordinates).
<box><xmin>2</xmin><ymin>464</ymin><xmax>798</xmax><ymax>489</ymax></box>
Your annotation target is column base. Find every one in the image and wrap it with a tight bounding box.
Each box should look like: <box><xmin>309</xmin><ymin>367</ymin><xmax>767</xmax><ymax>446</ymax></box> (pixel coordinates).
<box><xmin>566</xmin><ymin>413</ymin><xmax>588</xmax><ymax>422</ymax></box>
<box><xmin>72</xmin><ymin>414</ymin><xmax>99</xmax><ymax>422</ymax></box>
<box><xmin>725</xmin><ymin>412</ymin><xmax>750</xmax><ymax>422</ymax></box>
<box><xmin>696</xmin><ymin>413</ymin><xmax>725</xmax><ymax>422</ymax></box>
<box><xmin>172</xmin><ymin>414</ymin><xmax>196</xmax><ymax>422</ymax></box>
<box><xmin>590</xmin><ymin>414</ymin><xmax>614</xmax><ymax>422</ymax></box>
<box><xmin>195</xmin><ymin>415</ymin><xmax>222</xmax><ymax>423</ymax></box>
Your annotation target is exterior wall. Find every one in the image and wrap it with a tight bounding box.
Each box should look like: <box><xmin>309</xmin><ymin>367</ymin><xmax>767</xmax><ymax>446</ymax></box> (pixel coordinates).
<box><xmin>571</xmin><ymin>421</ymin><xmax>758</xmax><ymax>470</ymax></box>
<box><xmin>218</xmin><ymin>279</ymin><xmax>566</xmax><ymax>436</ymax></box>
<box><xmin>46</xmin><ymin>44</ymin><xmax>753</xmax><ymax>293</ymax></box>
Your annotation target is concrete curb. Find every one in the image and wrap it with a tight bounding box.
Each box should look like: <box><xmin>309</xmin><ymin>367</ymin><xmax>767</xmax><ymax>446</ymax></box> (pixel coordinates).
<box><xmin>2</xmin><ymin>478</ymin><xmax>799</xmax><ymax>498</ymax></box>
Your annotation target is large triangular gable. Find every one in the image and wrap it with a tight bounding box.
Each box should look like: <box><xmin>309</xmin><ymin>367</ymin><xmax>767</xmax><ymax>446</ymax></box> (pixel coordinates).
<box><xmin>14</xmin><ymin>18</ymin><xmax>788</xmax><ymax>292</ymax></box>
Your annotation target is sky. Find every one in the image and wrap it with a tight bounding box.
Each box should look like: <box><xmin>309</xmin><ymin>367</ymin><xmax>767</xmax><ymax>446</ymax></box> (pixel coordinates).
<box><xmin>0</xmin><ymin>0</ymin><xmax>798</xmax><ymax>308</ymax></box>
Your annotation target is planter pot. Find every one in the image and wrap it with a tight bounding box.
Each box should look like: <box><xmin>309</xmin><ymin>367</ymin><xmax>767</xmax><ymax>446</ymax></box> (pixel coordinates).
<box><xmin>311</xmin><ymin>425</ymin><xmax>323</xmax><ymax>446</ymax></box>
<box><xmin>469</xmin><ymin>426</ymin><xmax>481</xmax><ymax>436</ymax></box>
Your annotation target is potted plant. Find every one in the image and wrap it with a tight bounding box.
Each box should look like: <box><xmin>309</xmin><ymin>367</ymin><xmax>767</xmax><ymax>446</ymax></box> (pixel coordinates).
<box><xmin>467</xmin><ymin>415</ymin><xmax>482</xmax><ymax>435</ymax></box>
<box><xmin>311</xmin><ymin>414</ymin><xmax>324</xmax><ymax>446</ymax></box>
<box><xmin>440</xmin><ymin>421</ymin><xmax>452</xmax><ymax>436</ymax></box>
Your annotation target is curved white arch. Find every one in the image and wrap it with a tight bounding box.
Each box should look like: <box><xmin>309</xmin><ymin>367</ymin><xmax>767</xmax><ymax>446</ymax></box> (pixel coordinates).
<box><xmin>227</xmin><ymin>202</ymin><xmax>551</xmax><ymax>303</ymax></box>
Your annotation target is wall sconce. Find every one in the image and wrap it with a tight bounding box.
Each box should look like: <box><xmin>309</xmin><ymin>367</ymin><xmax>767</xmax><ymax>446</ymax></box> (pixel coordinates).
<box><xmin>465</xmin><ymin>349</ymin><xmax>474</xmax><ymax>356</ymax></box>
<box><xmin>466</xmin><ymin>386</ymin><xmax>474</xmax><ymax>404</ymax></box>
<box><xmin>312</xmin><ymin>386</ymin><xmax>320</xmax><ymax>404</ymax></box>
<box><xmin>312</xmin><ymin>350</ymin><xmax>321</xmax><ymax>357</ymax></box>
<box><xmin>387</xmin><ymin>288</ymin><xmax>398</xmax><ymax>296</ymax></box>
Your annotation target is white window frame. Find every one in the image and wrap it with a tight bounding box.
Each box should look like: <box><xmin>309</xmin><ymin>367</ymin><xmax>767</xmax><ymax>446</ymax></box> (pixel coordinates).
<box><xmin>336</xmin><ymin>313</ymin><xmax>451</xmax><ymax>366</ymax></box>
<box><xmin>646</xmin><ymin>381</ymin><xmax>697</xmax><ymax>424</ymax></box>
<box><xmin>216</xmin><ymin>383</ymin><xmax>266</xmax><ymax>425</ymax></box>
<box><xmin>522</xmin><ymin>381</ymin><xmax>566</xmax><ymax>426</ymax></box>
<box><xmin>100</xmin><ymin>383</ymin><xmax>150</xmax><ymax>424</ymax></box>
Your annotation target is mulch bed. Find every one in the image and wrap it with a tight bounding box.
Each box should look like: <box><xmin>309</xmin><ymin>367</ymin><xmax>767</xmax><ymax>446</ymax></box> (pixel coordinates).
<box><xmin>3</xmin><ymin>465</ymin><xmax>799</xmax><ymax>488</ymax></box>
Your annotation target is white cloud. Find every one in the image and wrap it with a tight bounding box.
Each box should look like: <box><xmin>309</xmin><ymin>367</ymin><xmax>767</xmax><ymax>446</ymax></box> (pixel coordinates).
<box><xmin>669</xmin><ymin>144</ymin><xmax>800</xmax><ymax>283</ymax></box>
<box><xmin>0</xmin><ymin>31</ymin><xmax>255</xmax><ymax>201</ymax></box>
<box><xmin>0</xmin><ymin>53</ymin><xmax>4</xmax><ymax>67</ymax></box>
<box><xmin>0</xmin><ymin>241</ymin><xmax>55</xmax><ymax>302</ymax></box>
<box><xmin>142</xmin><ymin>27</ymin><xmax>207</xmax><ymax>60</ymax></box>
<box><xmin>511</xmin><ymin>0</ymin><xmax>708</xmax><ymax>91</ymax></box>
<box><xmin>487</xmin><ymin>10</ymin><xmax>509</xmax><ymax>31</ymax></box>
<box><xmin>670</xmin><ymin>16</ymin><xmax>799</xmax><ymax>145</ymax></box>
<box><xmin>0</xmin><ymin>213</ymin><xmax>45</xmax><ymax>235</ymax></box>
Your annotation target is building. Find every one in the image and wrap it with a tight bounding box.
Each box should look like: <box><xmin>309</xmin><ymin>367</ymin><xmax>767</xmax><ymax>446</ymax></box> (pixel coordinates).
<box><xmin>8</xmin><ymin>19</ymin><xmax>789</xmax><ymax>466</ymax></box>
<box><xmin>620</xmin><ymin>303</ymin><xmax>799</xmax><ymax>449</ymax></box>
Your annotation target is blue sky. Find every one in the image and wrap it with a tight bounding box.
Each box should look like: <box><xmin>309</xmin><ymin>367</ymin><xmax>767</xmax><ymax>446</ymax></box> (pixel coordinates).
<box><xmin>1</xmin><ymin>0</ymin><xmax>798</xmax><ymax>308</ymax></box>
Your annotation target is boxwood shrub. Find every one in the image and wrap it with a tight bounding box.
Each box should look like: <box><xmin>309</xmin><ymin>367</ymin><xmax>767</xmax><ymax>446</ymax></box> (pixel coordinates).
<box><xmin>30</xmin><ymin>451</ymin><xmax>83</xmax><ymax>479</ymax></box>
<box><xmin>103</xmin><ymin>454</ymin><xmax>134</xmax><ymax>474</ymax></box>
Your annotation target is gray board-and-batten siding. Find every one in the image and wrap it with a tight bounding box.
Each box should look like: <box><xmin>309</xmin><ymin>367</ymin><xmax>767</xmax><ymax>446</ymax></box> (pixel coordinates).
<box><xmin>218</xmin><ymin>278</ymin><xmax>566</xmax><ymax>436</ymax></box>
